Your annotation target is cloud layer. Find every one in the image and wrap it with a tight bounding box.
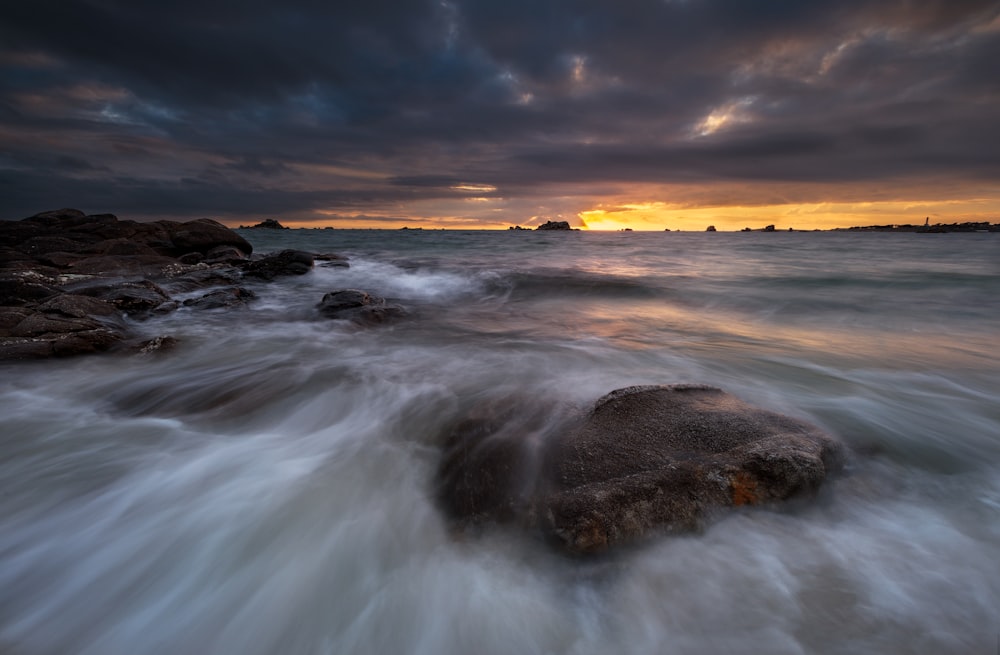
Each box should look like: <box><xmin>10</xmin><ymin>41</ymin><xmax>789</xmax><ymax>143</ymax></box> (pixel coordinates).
<box><xmin>2</xmin><ymin>0</ymin><xmax>998</xmax><ymax>227</ymax></box>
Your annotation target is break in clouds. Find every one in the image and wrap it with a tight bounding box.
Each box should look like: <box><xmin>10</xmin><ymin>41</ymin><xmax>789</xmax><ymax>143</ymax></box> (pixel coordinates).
<box><xmin>1</xmin><ymin>0</ymin><xmax>998</xmax><ymax>224</ymax></box>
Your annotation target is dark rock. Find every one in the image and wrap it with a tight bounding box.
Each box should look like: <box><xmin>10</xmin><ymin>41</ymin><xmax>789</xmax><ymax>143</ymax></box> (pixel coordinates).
<box><xmin>92</xmin><ymin>238</ymin><xmax>159</xmax><ymax>257</ymax></box>
<box><xmin>706</xmin><ymin>225</ymin><xmax>717</xmax><ymax>232</ymax></box>
<box><xmin>536</xmin><ymin>220</ymin><xmax>572</xmax><ymax>231</ymax></box>
<box><xmin>36</xmin><ymin>293</ymin><xmax>121</xmax><ymax>319</ymax></box>
<box><xmin>204</xmin><ymin>245</ymin><xmax>248</xmax><ymax>263</ymax></box>
<box><xmin>23</xmin><ymin>208</ymin><xmax>87</xmax><ymax>224</ymax></box>
<box><xmin>177</xmin><ymin>252</ymin><xmax>204</xmax><ymax>265</ymax></box>
<box><xmin>67</xmin><ymin>254</ymin><xmax>178</xmax><ymax>277</ymax></box>
<box><xmin>314</xmin><ymin>253</ymin><xmax>350</xmax><ymax>268</ymax></box>
<box><xmin>18</xmin><ymin>236</ymin><xmax>89</xmax><ymax>255</ymax></box>
<box><xmin>438</xmin><ymin>384</ymin><xmax>844</xmax><ymax>555</ymax></box>
<box><xmin>0</xmin><ymin>247</ymin><xmax>34</xmax><ymax>266</ymax></box>
<box><xmin>0</xmin><ymin>210</ymin><xmax>263</xmax><ymax>360</ymax></box>
<box><xmin>183</xmin><ymin>287</ymin><xmax>256</xmax><ymax>310</ymax></box>
<box><xmin>134</xmin><ymin>335</ymin><xmax>179</xmax><ymax>354</ymax></box>
<box><xmin>155</xmin><ymin>266</ymin><xmax>243</xmax><ymax>293</ymax></box>
<box><xmin>0</xmin><ymin>277</ymin><xmax>63</xmax><ymax>306</ymax></box>
<box><xmin>36</xmin><ymin>252</ymin><xmax>87</xmax><ymax>268</ymax></box>
<box><xmin>438</xmin><ymin>398</ymin><xmax>572</xmax><ymax>527</ymax></box>
<box><xmin>157</xmin><ymin>218</ymin><xmax>253</xmax><ymax>256</ymax></box>
<box><xmin>152</xmin><ymin>300</ymin><xmax>180</xmax><ymax>314</ymax></box>
<box><xmin>0</xmin><ymin>328</ymin><xmax>125</xmax><ymax>359</ymax></box>
<box><xmin>96</xmin><ymin>281</ymin><xmax>173</xmax><ymax>316</ymax></box>
<box><xmin>24</xmin><ymin>207</ymin><xmax>86</xmax><ymax>222</ymax></box>
<box><xmin>0</xmin><ymin>307</ymin><xmax>32</xmax><ymax>331</ymax></box>
<box><xmin>0</xmin><ymin>294</ymin><xmax>128</xmax><ymax>360</ymax></box>
<box><xmin>0</xmin><ymin>222</ymin><xmax>46</xmax><ymax>249</ymax></box>
<box><xmin>247</xmin><ymin>218</ymin><xmax>288</xmax><ymax>229</ymax></box>
<box><xmin>241</xmin><ymin>250</ymin><xmax>314</xmax><ymax>280</ymax></box>
<box><xmin>1</xmin><ymin>211</ymin><xmax>235</xmax><ymax>264</ymax></box>
<box><xmin>316</xmin><ymin>289</ymin><xmax>405</xmax><ymax>325</ymax></box>
<box><xmin>317</xmin><ymin>289</ymin><xmax>373</xmax><ymax>313</ymax></box>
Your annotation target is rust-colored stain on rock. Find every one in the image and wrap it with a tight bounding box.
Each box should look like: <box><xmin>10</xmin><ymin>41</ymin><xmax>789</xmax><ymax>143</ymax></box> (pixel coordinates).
<box><xmin>576</xmin><ymin>520</ymin><xmax>608</xmax><ymax>553</ymax></box>
<box><xmin>730</xmin><ymin>471</ymin><xmax>760</xmax><ymax>506</ymax></box>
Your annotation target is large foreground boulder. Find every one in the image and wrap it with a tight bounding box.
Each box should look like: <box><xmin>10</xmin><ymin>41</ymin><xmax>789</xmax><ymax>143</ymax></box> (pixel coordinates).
<box><xmin>438</xmin><ymin>384</ymin><xmax>845</xmax><ymax>555</ymax></box>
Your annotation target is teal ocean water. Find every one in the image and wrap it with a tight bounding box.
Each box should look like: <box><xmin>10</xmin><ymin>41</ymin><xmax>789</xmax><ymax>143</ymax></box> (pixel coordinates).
<box><xmin>2</xmin><ymin>229</ymin><xmax>998</xmax><ymax>654</ymax></box>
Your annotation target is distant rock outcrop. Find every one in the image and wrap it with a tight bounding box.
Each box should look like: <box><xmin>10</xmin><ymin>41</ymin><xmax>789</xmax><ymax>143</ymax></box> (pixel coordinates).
<box><xmin>244</xmin><ymin>219</ymin><xmax>289</xmax><ymax>229</ymax></box>
<box><xmin>437</xmin><ymin>384</ymin><xmax>845</xmax><ymax>555</ymax></box>
<box><xmin>536</xmin><ymin>220</ymin><xmax>573</xmax><ymax>231</ymax></box>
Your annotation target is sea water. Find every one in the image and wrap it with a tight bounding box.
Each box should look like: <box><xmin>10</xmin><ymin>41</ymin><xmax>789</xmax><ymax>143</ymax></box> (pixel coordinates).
<box><xmin>1</xmin><ymin>230</ymin><xmax>998</xmax><ymax>654</ymax></box>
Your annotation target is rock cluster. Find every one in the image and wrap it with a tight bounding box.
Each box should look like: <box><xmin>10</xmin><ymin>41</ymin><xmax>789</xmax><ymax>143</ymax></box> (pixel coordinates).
<box><xmin>0</xmin><ymin>209</ymin><xmax>373</xmax><ymax>360</ymax></box>
<box><xmin>1</xmin><ymin>208</ymin><xmax>253</xmax><ymax>275</ymax></box>
<box><xmin>438</xmin><ymin>384</ymin><xmax>844</xmax><ymax>555</ymax></box>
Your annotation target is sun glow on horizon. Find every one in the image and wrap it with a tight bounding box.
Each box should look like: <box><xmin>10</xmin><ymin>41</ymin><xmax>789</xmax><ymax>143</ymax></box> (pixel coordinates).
<box><xmin>579</xmin><ymin>198</ymin><xmax>1000</xmax><ymax>231</ymax></box>
<box><xmin>223</xmin><ymin>193</ymin><xmax>1000</xmax><ymax>231</ymax></box>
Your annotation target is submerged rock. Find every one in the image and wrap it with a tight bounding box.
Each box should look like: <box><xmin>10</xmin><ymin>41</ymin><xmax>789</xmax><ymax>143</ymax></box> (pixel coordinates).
<box><xmin>317</xmin><ymin>289</ymin><xmax>405</xmax><ymax>325</ymax></box>
<box><xmin>134</xmin><ymin>335</ymin><xmax>179</xmax><ymax>354</ymax></box>
<box><xmin>437</xmin><ymin>384</ymin><xmax>845</xmax><ymax>554</ymax></box>
<box><xmin>183</xmin><ymin>287</ymin><xmax>257</xmax><ymax>310</ymax></box>
<box><xmin>314</xmin><ymin>253</ymin><xmax>350</xmax><ymax>268</ymax></box>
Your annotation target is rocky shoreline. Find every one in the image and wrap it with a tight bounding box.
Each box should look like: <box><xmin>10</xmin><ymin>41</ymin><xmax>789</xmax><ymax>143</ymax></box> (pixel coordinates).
<box><xmin>0</xmin><ymin>208</ymin><xmax>395</xmax><ymax>360</ymax></box>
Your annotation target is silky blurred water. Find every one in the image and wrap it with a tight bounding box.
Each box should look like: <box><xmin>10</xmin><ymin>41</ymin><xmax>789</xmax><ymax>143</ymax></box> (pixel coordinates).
<box><xmin>1</xmin><ymin>229</ymin><xmax>998</xmax><ymax>654</ymax></box>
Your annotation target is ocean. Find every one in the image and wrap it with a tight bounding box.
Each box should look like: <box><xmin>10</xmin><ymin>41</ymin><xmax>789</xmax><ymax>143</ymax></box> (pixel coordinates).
<box><xmin>1</xmin><ymin>229</ymin><xmax>998</xmax><ymax>654</ymax></box>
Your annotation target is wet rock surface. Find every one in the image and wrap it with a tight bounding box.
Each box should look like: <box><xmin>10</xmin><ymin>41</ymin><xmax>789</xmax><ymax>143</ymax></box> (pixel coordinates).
<box><xmin>0</xmin><ymin>293</ymin><xmax>129</xmax><ymax>359</ymax></box>
<box><xmin>437</xmin><ymin>384</ymin><xmax>845</xmax><ymax>555</ymax></box>
<box><xmin>240</xmin><ymin>250</ymin><xmax>314</xmax><ymax>280</ymax></box>
<box><xmin>183</xmin><ymin>287</ymin><xmax>257</xmax><ymax>310</ymax></box>
<box><xmin>0</xmin><ymin>209</ymin><xmax>347</xmax><ymax>360</ymax></box>
<box><xmin>317</xmin><ymin>289</ymin><xmax>405</xmax><ymax>325</ymax></box>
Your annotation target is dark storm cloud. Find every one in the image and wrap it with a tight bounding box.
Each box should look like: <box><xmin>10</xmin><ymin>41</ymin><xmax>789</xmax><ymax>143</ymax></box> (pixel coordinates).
<box><xmin>1</xmin><ymin>0</ymin><xmax>998</xmax><ymax>221</ymax></box>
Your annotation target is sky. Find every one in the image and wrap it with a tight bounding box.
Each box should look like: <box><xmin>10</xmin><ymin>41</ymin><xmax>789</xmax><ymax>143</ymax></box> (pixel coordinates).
<box><xmin>1</xmin><ymin>0</ymin><xmax>999</xmax><ymax>231</ymax></box>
